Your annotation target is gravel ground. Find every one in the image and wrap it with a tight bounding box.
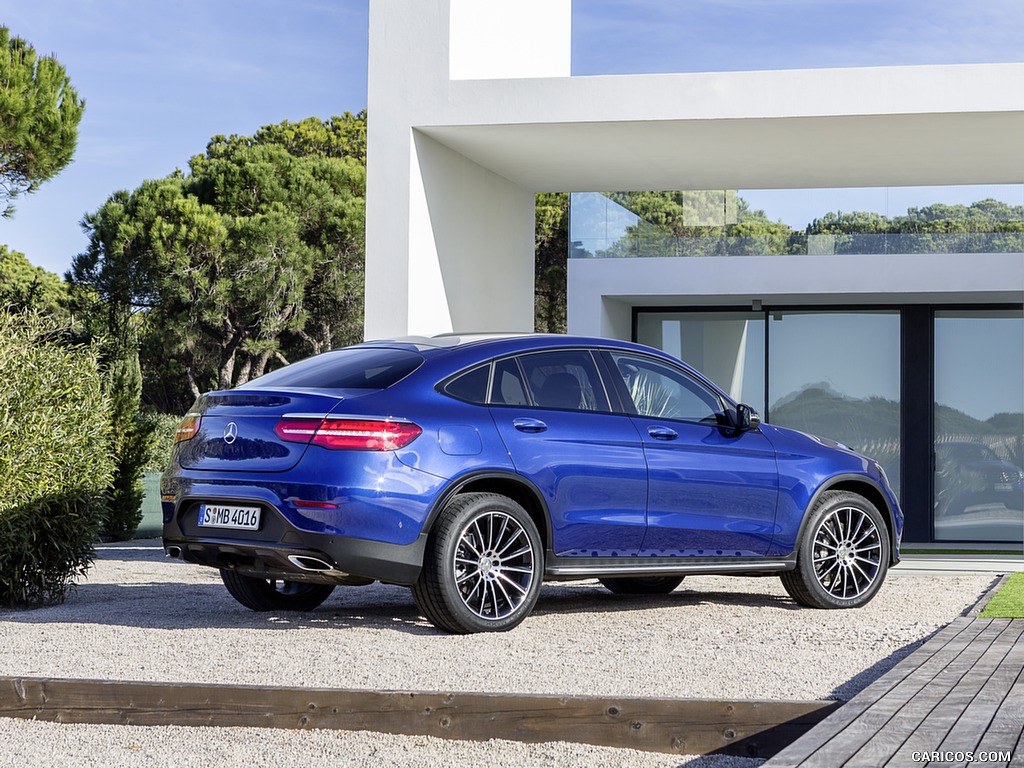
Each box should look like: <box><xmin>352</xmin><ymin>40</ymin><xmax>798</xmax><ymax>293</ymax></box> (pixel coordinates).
<box><xmin>0</xmin><ymin>541</ymin><xmax>997</xmax><ymax>767</ymax></box>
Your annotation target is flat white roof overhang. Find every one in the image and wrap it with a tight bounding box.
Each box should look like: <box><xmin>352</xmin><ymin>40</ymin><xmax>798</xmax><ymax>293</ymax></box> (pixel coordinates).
<box><xmin>416</xmin><ymin>64</ymin><xmax>1024</xmax><ymax>191</ymax></box>
<box><xmin>420</xmin><ymin>111</ymin><xmax>1024</xmax><ymax>192</ymax></box>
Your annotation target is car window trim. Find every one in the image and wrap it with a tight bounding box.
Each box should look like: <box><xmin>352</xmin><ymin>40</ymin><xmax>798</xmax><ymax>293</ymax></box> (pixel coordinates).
<box><xmin>513</xmin><ymin>348</ymin><xmax>613</xmax><ymax>414</ymax></box>
<box><xmin>593</xmin><ymin>350</ymin><xmax>632</xmax><ymax>414</ymax></box>
<box><xmin>486</xmin><ymin>355</ymin><xmax>533</xmax><ymax>407</ymax></box>
<box><xmin>436</xmin><ymin>362</ymin><xmax>492</xmax><ymax>405</ymax></box>
<box><xmin>599</xmin><ymin>349</ymin><xmax>731</xmax><ymax>426</ymax></box>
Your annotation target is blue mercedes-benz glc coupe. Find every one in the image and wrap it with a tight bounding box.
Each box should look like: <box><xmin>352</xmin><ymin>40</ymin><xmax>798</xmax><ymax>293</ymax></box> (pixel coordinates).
<box><xmin>162</xmin><ymin>333</ymin><xmax>903</xmax><ymax>633</ymax></box>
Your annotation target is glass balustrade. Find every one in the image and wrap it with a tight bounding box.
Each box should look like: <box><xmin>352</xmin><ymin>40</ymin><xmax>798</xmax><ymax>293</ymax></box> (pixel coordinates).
<box><xmin>569</xmin><ymin>187</ymin><xmax>1024</xmax><ymax>258</ymax></box>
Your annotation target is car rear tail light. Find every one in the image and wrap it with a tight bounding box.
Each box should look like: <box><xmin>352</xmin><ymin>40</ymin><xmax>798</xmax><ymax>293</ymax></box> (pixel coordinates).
<box><xmin>173</xmin><ymin>414</ymin><xmax>201</xmax><ymax>444</ymax></box>
<box><xmin>275</xmin><ymin>417</ymin><xmax>422</xmax><ymax>451</ymax></box>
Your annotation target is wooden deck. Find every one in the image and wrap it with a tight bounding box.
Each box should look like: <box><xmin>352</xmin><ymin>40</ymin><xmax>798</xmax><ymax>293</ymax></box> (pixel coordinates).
<box><xmin>764</xmin><ymin>617</ymin><xmax>1024</xmax><ymax>767</ymax></box>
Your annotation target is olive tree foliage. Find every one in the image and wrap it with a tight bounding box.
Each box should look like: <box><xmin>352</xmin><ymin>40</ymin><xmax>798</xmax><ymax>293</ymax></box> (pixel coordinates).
<box><xmin>69</xmin><ymin>113</ymin><xmax>367</xmax><ymax>414</ymax></box>
<box><xmin>0</xmin><ymin>27</ymin><xmax>84</xmax><ymax>217</ymax></box>
<box><xmin>0</xmin><ymin>309</ymin><xmax>113</xmax><ymax>606</ymax></box>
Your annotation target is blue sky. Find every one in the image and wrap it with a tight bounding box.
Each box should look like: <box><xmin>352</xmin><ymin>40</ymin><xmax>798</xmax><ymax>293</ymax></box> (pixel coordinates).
<box><xmin>3</xmin><ymin>0</ymin><xmax>1023</xmax><ymax>275</ymax></box>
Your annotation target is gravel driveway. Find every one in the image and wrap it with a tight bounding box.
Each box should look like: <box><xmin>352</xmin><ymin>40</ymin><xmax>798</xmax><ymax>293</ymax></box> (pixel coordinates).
<box><xmin>0</xmin><ymin>542</ymin><xmax>997</xmax><ymax>767</ymax></box>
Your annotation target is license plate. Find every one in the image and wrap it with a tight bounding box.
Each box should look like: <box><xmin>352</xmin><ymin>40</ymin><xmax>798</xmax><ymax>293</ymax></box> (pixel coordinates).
<box><xmin>198</xmin><ymin>503</ymin><xmax>261</xmax><ymax>530</ymax></box>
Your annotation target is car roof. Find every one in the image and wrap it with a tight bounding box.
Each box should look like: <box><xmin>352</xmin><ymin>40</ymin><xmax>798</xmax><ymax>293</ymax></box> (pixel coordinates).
<box><xmin>357</xmin><ymin>332</ymin><xmax>667</xmax><ymax>358</ymax></box>
<box><xmin>362</xmin><ymin>332</ymin><xmax>554</xmax><ymax>350</ymax></box>
<box><xmin>358</xmin><ymin>332</ymin><xmax>720</xmax><ymax>383</ymax></box>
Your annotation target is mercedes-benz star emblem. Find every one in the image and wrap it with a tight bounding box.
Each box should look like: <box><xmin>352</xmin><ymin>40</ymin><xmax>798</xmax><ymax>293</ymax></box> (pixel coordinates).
<box><xmin>223</xmin><ymin>422</ymin><xmax>239</xmax><ymax>445</ymax></box>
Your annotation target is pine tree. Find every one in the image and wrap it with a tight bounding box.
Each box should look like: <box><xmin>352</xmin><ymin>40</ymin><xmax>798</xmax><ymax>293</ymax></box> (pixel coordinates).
<box><xmin>0</xmin><ymin>27</ymin><xmax>84</xmax><ymax>217</ymax></box>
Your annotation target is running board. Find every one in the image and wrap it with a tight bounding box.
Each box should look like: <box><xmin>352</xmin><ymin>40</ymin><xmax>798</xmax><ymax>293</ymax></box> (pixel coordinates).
<box><xmin>545</xmin><ymin>557</ymin><xmax>793</xmax><ymax>579</ymax></box>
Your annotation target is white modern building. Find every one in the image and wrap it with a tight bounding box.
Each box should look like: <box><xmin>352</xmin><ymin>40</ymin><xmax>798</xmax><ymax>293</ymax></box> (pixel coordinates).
<box><xmin>365</xmin><ymin>0</ymin><xmax>1024</xmax><ymax>545</ymax></box>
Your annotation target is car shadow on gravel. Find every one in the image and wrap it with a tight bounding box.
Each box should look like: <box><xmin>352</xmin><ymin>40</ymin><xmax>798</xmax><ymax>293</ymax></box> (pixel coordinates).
<box><xmin>0</xmin><ymin>581</ymin><xmax>440</xmax><ymax>634</ymax></box>
<box><xmin>533</xmin><ymin>582</ymin><xmax>800</xmax><ymax>618</ymax></box>
<box><xmin>37</xmin><ymin>543</ymin><xmax>799</xmax><ymax>635</ymax></box>
<box><xmin>1</xmin><ymin>577</ymin><xmax>800</xmax><ymax>636</ymax></box>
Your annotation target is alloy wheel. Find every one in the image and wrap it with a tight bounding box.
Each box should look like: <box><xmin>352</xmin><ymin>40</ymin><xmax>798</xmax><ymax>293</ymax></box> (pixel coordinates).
<box><xmin>451</xmin><ymin>510</ymin><xmax>536</xmax><ymax>621</ymax></box>
<box><xmin>811</xmin><ymin>505</ymin><xmax>883</xmax><ymax>600</ymax></box>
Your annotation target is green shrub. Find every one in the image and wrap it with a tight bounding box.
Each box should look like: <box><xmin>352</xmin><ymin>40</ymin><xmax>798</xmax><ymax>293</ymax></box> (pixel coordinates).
<box><xmin>0</xmin><ymin>309</ymin><xmax>114</xmax><ymax>606</ymax></box>
<box><xmin>143</xmin><ymin>411</ymin><xmax>183</xmax><ymax>474</ymax></box>
<box><xmin>101</xmin><ymin>345</ymin><xmax>154</xmax><ymax>541</ymax></box>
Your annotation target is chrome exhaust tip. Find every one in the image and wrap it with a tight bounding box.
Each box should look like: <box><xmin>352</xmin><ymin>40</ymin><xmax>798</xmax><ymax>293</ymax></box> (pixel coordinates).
<box><xmin>165</xmin><ymin>546</ymin><xmax>183</xmax><ymax>559</ymax></box>
<box><xmin>288</xmin><ymin>555</ymin><xmax>334</xmax><ymax>572</ymax></box>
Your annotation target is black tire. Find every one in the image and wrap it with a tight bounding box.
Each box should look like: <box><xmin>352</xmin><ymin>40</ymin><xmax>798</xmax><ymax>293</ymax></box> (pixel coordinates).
<box><xmin>599</xmin><ymin>575</ymin><xmax>684</xmax><ymax>594</ymax></box>
<box><xmin>220</xmin><ymin>570</ymin><xmax>335</xmax><ymax>612</ymax></box>
<box><xmin>781</xmin><ymin>490</ymin><xmax>890</xmax><ymax>609</ymax></box>
<box><xmin>413</xmin><ymin>492</ymin><xmax>543</xmax><ymax>634</ymax></box>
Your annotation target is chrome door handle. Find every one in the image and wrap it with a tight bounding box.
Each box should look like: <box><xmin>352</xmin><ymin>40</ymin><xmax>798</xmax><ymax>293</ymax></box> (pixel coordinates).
<box><xmin>647</xmin><ymin>425</ymin><xmax>678</xmax><ymax>440</ymax></box>
<box><xmin>513</xmin><ymin>417</ymin><xmax>548</xmax><ymax>433</ymax></box>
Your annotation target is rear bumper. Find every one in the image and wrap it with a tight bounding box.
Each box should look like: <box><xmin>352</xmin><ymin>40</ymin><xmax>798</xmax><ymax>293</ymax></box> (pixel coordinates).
<box><xmin>163</xmin><ymin>498</ymin><xmax>427</xmax><ymax>585</ymax></box>
<box><xmin>164</xmin><ymin>533</ymin><xmax>426</xmax><ymax>585</ymax></box>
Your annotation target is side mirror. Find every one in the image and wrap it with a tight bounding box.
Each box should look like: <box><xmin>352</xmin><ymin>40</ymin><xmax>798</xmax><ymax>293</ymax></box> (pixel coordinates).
<box><xmin>736</xmin><ymin>403</ymin><xmax>762</xmax><ymax>431</ymax></box>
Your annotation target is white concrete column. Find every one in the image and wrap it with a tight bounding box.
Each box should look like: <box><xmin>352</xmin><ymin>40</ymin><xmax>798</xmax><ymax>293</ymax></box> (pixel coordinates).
<box><xmin>365</xmin><ymin>0</ymin><xmax>572</xmax><ymax>340</ymax></box>
<box><xmin>365</xmin><ymin>0</ymin><xmax>448</xmax><ymax>340</ymax></box>
<box><xmin>448</xmin><ymin>0</ymin><xmax>571</xmax><ymax>80</ymax></box>
<box><xmin>408</xmin><ymin>132</ymin><xmax>537</xmax><ymax>334</ymax></box>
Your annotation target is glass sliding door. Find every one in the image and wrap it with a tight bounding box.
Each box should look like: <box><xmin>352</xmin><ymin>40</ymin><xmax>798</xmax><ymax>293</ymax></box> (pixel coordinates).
<box><xmin>767</xmin><ymin>311</ymin><xmax>902</xmax><ymax>493</ymax></box>
<box><xmin>934</xmin><ymin>311</ymin><xmax>1024</xmax><ymax>542</ymax></box>
<box><xmin>635</xmin><ymin>311</ymin><xmax>765</xmax><ymax>412</ymax></box>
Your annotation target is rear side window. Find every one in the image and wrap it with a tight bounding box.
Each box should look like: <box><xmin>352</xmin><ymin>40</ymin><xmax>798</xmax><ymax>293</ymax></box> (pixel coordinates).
<box><xmin>442</xmin><ymin>364</ymin><xmax>491</xmax><ymax>404</ymax></box>
<box><xmin>517</xmin><ymin>350</ymin><xmax>609</xmax><ymax>412</ymax></box>
<box><xmin>241</xmin><ymin>348</ymin><xmax>424</xmax><ymax>390</ymax></box>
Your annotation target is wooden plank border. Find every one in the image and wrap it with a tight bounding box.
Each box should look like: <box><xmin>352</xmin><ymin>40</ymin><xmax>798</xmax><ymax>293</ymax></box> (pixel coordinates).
<box><xmin>0</xmin><ymin>676</ymin><xmax>839</xmax><ymax>757</ymax></box>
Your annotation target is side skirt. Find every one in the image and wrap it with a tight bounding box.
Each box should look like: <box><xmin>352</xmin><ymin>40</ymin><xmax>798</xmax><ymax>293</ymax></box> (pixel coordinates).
<box><xmin>544</xmin><ymin>553</ymin><xmax>796</xmax><ymax>581</ymax></box>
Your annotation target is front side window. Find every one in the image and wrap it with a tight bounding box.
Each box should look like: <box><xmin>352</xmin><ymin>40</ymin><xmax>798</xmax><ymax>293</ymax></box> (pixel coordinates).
<box><xmin>610</xmin><ymin>352</ymin><xmax>725</xmax><ymax>423</ymax></box>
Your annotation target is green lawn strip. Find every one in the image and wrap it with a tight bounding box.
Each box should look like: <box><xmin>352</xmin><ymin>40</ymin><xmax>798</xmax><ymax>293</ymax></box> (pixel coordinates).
<box><xmin>980</xmin><ymin>572</ymin><xmax>1024</xmax><ymax>618</ymax></box>
<box><xmin>901</xmin><ymin>549</ymin><xmax>1022</xmax><ymax>556</ymax></box>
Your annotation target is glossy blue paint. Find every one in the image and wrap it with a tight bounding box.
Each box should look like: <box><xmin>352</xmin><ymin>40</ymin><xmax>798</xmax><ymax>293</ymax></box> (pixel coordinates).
<box><xmin>490</xmin><ymin>407</ymin><xmax>648</xmax><ymax>555</ymax></box>
<box><xmin>177</xmin><ymin>390</ymin><xmax>347</xmax><ymax>473</ymax></box>
<box><xmin>164</xmin><ymin>452</ymin><xmax>443</xmax><ymax>545</ymax></box>
<box><xmin>637</xmin><ymin>419</ymin><xmax>779</xmax><ymax>556</ymax></box>
<box><xmin>437</xmin><ymin>425</ymin><xmax>483</xmax><ymax>456</ymax></box>
<box><xmin>759</xmin><ymin>424</ymin><xmax>903</xmax><ymax>556</ymax></box>
<box><xmin>163</xmin><ymin>333</ymin><xmax>904</xmax><ymax>587</ymax></box>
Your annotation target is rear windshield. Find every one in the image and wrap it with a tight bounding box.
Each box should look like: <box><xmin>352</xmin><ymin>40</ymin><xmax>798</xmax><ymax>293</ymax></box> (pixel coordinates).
<box><xmin>240</xmin><ymin>348</ymin><xmax>424</xmax><ymax>390</ymax></box>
